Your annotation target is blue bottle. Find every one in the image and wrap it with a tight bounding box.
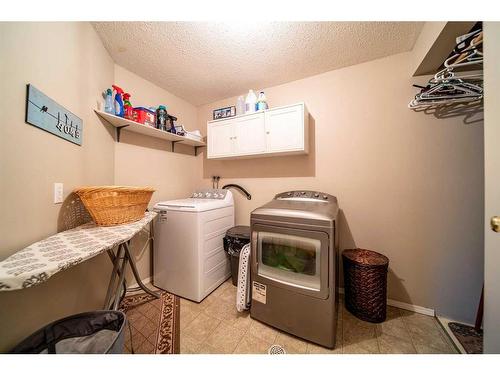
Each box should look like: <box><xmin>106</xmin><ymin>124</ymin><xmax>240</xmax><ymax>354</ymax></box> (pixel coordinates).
<box><xmin>112</xmin><ymin>85</ymin><xmax>125</xmax><ymax>117</ymax></box>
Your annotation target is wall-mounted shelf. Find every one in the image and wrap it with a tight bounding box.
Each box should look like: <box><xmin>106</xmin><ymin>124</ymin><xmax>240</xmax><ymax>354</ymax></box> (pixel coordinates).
<box><xmin>413</xmin><ymin>21</ymin><xmax>477</xmax><ymax>76</ymax></box>
<box><xmin>95</xmin><ymin>110</ymin><xmax>205</xmax><ymax>155</ymax></box>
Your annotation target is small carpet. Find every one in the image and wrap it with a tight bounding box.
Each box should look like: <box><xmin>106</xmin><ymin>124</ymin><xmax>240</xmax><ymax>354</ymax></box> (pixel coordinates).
<box><xmin>119</xmin><ymin>291</ymin><xmax>180</xmax><ymax>354</ymax></box>
<box><xmin>448</xmin><ymin>322</ymin><xmax>483</xmax><ymax>354</ymax></box>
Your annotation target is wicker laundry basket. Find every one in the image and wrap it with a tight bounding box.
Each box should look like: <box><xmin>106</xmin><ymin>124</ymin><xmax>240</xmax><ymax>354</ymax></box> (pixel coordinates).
<box><xmin>342</xmin><ymin>248</ymin><xmax>389</xmax><ymax>323</ymax></box>
<box><xmin>74</xmin><ymin>186</ymin><xmax>155</xmax><ymax>226</ymax></box>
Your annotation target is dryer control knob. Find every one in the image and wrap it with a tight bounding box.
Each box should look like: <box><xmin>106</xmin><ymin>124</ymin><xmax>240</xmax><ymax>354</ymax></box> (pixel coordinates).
<box><xmin>323</xmin><ymin>195</ymin><xmax>328</xmax><ymax>200</ymax></box>
<box><xmin>314</xmin><ymin>193</ymin><xmax>320</xmax><ymax>198</ymax></box>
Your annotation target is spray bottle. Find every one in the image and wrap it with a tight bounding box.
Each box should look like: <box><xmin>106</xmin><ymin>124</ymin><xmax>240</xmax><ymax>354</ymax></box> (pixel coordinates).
<box><xmin>123</xmin><ymin>93</ymin><xmax>134</xmax><ymax>120</ymax></box>
<box><xmin>112</xmin><ymin>85</ymin><xmax>125</xmax><ymax>117</ymax></box>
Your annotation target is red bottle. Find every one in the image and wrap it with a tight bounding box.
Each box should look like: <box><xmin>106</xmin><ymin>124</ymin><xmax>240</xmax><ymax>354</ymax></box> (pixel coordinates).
<box><xmin>123</xmin><ymin>93</ymin><xmax>134</xmax><ymax>120</ymax></box>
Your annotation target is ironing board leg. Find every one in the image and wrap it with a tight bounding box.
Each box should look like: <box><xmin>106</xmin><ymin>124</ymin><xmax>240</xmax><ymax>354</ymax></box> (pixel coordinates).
<box><xmin>123</xmin><ymin>241</ymin><xmax>160</xmax><ymax>299</ymax></box>
<box><xmin>103</xmin><ymin>244</ymin><xmax>124</xmax><ymax>309</ymax></box>
<box><xmin>107</xmin><ymin>249</ymin><xmax>128</xmax><ymax>297</ymax></box>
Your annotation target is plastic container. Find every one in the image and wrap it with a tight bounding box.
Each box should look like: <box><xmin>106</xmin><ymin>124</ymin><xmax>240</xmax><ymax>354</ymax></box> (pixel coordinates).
<box><xmin>156</xmin><ymin>105</ymin><xmax>168</xmax><ymax>131</ymax></box>
<box><xmin>10</xmin><ymin>310</ymin><xmax>126</xmax><ymax>354</ymax></box>
<box><xmin>223</xmin><ymin>226</ymin><xmax>250</xmax><ymax>286</ymax></box>
<box><xmin>133</xmin><ymin>107</ymin><xmax>156</xmax><ymax>127</ymax></box>
<box><xmin>123</xmin><ymin>93</ymin><xmax>134</xmax><ymax>120</ymax></box>
<box><xmin>245</xmin><ymin>90</ymin><xmax>257</xmax><ymax>114</ymax></box>
<box><xmin>236</xmin><ymin>96</ymin><xmax>245</xmax><ymax>115</ymax></box>
<box><xmin>167</xmin><ymin>115</ymin><xmax>177</xmax><ymax>134</ymax></box>
<box><xmin>112</xmin><ymin>85</ymin><xmax>125</xmax><ymax>117</ymax></box>
<box><xmin>257</xmin><ymin>91</ymin><xmax>268</xmax><ymax>111</ymax></box>
<box><xmin>104</xmin><ymin>89</ymin><xmax>114</xmax><ymax>114</ymax></box>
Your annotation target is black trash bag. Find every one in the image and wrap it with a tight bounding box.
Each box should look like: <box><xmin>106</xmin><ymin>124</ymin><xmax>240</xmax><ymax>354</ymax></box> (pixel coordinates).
<box><xmin>223</xmin><ymin>226</ymin><xmax>250</xmax><ymax>286</ymax></box>
<box><xmin>223</xmin><ymin>226</ymin><xmax>250</xmax><ymax>256</ymax></box>
<box><xmin>10</xmin><ymin>310</ymin><xmax>126</xmax><ymax>354</ymax></box>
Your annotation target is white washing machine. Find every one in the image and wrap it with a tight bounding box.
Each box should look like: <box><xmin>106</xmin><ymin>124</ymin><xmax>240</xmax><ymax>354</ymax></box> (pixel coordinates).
<box><xmin>153</xmin><ymin>189</ymin><xmax>234</xmax><ymax>302</ymax></box>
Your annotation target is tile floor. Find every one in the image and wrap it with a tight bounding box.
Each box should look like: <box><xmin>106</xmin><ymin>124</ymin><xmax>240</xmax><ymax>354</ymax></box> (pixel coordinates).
<box><xmin>179</xmin><ymin>279</ymin><xmax>458</xmax><ymax>354</ymax></box>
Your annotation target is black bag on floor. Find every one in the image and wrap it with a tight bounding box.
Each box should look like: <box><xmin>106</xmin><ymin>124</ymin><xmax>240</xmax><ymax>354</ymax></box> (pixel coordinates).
<box><xmin>10</xmin><ymin>310</ymin><xmax>126</xmax><ymax>354</ymax></box>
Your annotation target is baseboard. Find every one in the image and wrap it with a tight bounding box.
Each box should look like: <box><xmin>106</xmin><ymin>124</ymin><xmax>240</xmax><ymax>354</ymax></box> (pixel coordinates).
<box><xmin>337</xmin><ymin>287</ymin><xmax>435</xmax><ymax>317</ymax></box>
<box><xmin>128</xmin><ymin>276</ymin><xmax>152</xmax><ymax>290</ymax></box>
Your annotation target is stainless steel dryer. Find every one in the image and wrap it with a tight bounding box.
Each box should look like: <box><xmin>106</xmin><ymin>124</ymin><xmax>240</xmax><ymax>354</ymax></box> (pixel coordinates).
<box><xmin>250</xmin><ymin>190</ymin><xmax>339</xmax><ymax>348</ymax></box>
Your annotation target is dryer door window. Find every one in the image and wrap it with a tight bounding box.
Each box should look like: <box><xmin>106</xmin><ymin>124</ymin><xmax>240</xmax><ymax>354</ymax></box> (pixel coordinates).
<box><xmin>258</xmin><ymin>231</ymin><xmax>321</xmax><ymax>290</ymax></box>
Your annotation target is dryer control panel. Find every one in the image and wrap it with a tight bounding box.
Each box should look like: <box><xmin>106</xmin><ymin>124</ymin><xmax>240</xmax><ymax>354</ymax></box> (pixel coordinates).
<box><xmin>275</xmin><ymin>190</ymin><xmax>332</xmax><ymax>201</ymax></box>
<box><xmin>191</xmin><ymin>188</ymin><xmax>228</xmax><ymax>200</ymax></box>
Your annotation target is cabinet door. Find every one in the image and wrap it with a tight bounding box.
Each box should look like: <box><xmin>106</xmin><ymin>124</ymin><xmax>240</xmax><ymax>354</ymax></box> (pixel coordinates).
<box><xmin>234</xmin><ymin>113</ymin><xmax>266</xmax><ymax>155</ymax></box>
<box><xmin>265</xmin><ymin>104</ymin><xmax>305</xmax><ymax>153</ymax></box>
<box><xmin>208</xmin><ymin>120</ymin><xmax>234</xmax><ymax>158</ymax></box>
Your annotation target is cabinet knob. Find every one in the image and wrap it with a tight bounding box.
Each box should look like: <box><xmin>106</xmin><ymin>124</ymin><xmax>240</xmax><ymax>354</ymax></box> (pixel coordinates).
<box><xmin>266</xmin><ymin>131</ymin><xmax>270</xmax><ymax>134</ymax></box>
<box><xmin>491</xmin><ymin>216</ymin><xmax>500</xmax><ymax>232</ymax></box>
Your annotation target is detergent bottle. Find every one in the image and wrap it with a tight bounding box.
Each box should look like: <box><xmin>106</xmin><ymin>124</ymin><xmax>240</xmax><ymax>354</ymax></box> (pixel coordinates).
<box><xmin>104</xmin><ymin>88</ymin><xmax>114</xmax><ymax>114</ymax></box>
<box><xmin>123</xmin><ymin>93</ymin><xmax>134</xmax><ymax>120</ymax></box>
<box><xmin>257</xmin><ymin>91</ymin><xmax>268</xmax><ymax>111</ymax></box>
<box><xmin>245</xmin><ymin>90</ymin><xmax>257</xmax><ymax>113</ymax></box>
<box><xmin>112</xmin><ymin>85</ymin><xmax>125</xmax><ymax>117</ymax></box>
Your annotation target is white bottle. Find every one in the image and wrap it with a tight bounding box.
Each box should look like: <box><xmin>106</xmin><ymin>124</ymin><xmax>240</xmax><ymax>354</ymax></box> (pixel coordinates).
<box><xmin>245</xmin><ymin>90</ymin><xmax>257</xmax><ymax>114</ymax></box>
<box><xmin>236</xmin><ymin>96</ymin><xmax>245</xmax><ymax>115</ymax></box>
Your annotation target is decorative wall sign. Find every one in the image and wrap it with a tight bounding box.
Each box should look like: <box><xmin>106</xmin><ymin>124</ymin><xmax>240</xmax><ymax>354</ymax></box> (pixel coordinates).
<box><xmin>213</xmin><ymin>106</ymin><xmax>236</xmax><ymax>120</ymax></box>
<box><xmin>25</xmin><ymin>84</ymin><xmax>83</xmax><ymax>145</ymax></box>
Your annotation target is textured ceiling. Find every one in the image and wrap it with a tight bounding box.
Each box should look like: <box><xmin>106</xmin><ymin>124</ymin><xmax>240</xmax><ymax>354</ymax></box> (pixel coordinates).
<box><xmin>93</xmin><ymin>22</ymin><xmax>423</xmax><ymax>105</ymax></box>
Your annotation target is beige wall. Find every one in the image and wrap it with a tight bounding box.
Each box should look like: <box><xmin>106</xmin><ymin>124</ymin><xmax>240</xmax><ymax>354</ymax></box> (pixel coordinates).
<box><xmin>113</xmin><ymin>65</ymin><xmax>201</xmax><ymax>283</ymax></box>
<box><xmin>0</xmin><ymin>22</ymin><xmax>116</xmax><ymax>351</ymax></box>
<box><xmin>197</xmin><ymin>51</ymin><xmax>484</xmax><ymax>324</ymax></box>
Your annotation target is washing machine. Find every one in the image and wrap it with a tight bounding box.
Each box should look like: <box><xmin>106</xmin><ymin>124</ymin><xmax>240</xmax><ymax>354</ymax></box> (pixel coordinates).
<box><xmin>250</xmin><ymin>190</ymin><xmax>339</xmax><ymax>348</ymax></box>
<box><xmin>153</xmin><ymin>189</ymin><xmax>234</xmax><ymax>302</ymax></box>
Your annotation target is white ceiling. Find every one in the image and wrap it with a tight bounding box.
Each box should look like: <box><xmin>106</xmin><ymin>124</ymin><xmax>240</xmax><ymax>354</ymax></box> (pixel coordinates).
<box><xmin>93</xmin><ymin>22</ymin><xmax>424</xmax><ymax>105</ymax></box>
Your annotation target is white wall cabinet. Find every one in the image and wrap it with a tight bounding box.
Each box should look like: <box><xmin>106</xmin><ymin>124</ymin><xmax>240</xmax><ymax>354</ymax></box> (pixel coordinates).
<box><xmin>207</xmin><ymin>103</ymin><xmax>308</xmax><ymax>159</ymax></box>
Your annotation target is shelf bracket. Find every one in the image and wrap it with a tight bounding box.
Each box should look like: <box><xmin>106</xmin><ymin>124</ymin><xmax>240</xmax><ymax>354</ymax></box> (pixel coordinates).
<box><xmin>194</xmin><ymin>146</ymin><xmax>205</xmax><ymax>156</ymax></box>
<box><xmin>116</xmin><ymin>125</ymin><xmax>129</xmax><ymax>143</ymax></box>
<box><xmin>171</xmin><ymin>140</ymin><xmax>181</xmax><ymax>152</ymax></box>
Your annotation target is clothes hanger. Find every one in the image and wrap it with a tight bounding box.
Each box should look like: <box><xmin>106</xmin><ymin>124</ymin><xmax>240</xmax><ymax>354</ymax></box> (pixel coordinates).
<box><xmin>409</xmin><ymin>27</ymin><xmax>483</xmax><ymax>109</ymax></box>
<box><xmin>431</xmin><ymin>68</ymin><xmax>483</xmax><ymax>84</ymax></box>
<box><xmin>453</xmin><ymin>30</ymin><xmax>482</xmax><ymax>54</ymax></box>
<box><xmin>409</xmin><ymin>79</ymin><xmax>483</xmax><ymax>108</ymax></box>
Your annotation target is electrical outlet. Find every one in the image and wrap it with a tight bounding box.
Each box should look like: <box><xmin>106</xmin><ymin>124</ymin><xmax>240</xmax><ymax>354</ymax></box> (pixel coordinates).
<box><xmin>54</xmin><ymin>183</ymin><xmax>64</xmax><ymax>204</ymax></box>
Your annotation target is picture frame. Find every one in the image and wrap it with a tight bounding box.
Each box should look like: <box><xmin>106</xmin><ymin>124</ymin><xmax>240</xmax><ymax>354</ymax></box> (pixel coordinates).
<box><xmin>213</xmin><ymin>106</ymin><xmax>236</xmax><ymax>120</ymax></box>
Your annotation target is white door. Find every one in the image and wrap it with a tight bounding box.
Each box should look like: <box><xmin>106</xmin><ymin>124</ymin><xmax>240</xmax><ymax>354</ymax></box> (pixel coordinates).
<box><xmin>208</xmin><ymin>121</ymin><xmax>234</xmax><ymax>158</ymax></box>
<box><xmin>234</xmin><ymin>113</ymin><xmax>266</xmax><ymax>155</ymax></box>
<box><xmin>484</xmin><ymin>22</ymin><xmax>500</xmax><ymax>353</ymax></box>
<box><xmin>265</xmin><ymin>104</ymin><xmax>304</xmax><ymax>152</ymax></box>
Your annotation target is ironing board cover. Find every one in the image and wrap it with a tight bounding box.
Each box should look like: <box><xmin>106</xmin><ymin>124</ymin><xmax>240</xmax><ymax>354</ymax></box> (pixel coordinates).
<box><xmin>236</xmin><ymin>244</ymin><xmax>251</xmax><ymax>312</ymax></box>
<box><xmin>0</xmin><ymin>212</ymin><xmax>157</xmax><ymax>291</ymax></box>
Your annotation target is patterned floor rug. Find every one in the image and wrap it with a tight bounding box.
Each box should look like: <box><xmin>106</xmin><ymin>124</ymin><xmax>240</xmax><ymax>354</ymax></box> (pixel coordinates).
<box><xmin>119</xmin><ymin>291</ymin><xmax>180</xmax><ymax>354</ymax></box>
<box><xmin>448</xmin><ymin>322</ymin><xmax>483</xmax><ymax>354</ymax></box>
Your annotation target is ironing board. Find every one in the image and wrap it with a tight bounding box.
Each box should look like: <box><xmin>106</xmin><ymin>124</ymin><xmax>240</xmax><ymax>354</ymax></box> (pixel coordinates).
<box><xmin>0</xmin><ymin>212</ymin><xmax>159</xmax><ymax>309</ymax></box>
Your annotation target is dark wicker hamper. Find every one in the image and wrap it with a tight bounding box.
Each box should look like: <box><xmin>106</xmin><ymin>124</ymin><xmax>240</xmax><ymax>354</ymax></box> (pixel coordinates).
<box><xmin>342</xmin><ymin>248</ymin><xmax>389</xmax><ymax>323</ymax></box>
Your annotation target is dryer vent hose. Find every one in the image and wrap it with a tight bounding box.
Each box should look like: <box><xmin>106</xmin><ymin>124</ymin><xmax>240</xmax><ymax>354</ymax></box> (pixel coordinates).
<box><xmin>222</xmin><ymin>184</ymin><xmax>252</xmax><ymax>200</ymax></box>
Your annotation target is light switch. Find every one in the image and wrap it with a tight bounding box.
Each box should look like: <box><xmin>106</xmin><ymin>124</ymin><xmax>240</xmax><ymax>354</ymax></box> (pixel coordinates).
<box><xmin>54</xmin><ymin>183</ymin><xmax>64</xmax><ymax>204</ymax></box>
